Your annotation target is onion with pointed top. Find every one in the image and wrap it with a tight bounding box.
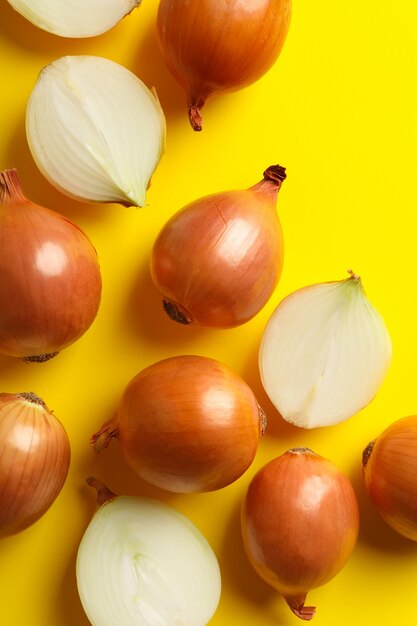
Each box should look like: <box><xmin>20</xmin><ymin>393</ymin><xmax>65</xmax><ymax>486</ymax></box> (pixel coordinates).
<box><xmin>0</xmin><ymin>169</ymin><xmax>101</xmax><ymax>361</ymax></box>
<box><xmin>241</xmin><ymin>448</ymin><xmax>359</xmax><ymax>620</ymax></box>
<box><xmin>156</xmin><ymin>0</ymin><xmax>292</xmax><ymax>131</ymax></box>
<box><xmin>151</xmin><ymin>165</ymin><xmax>286</xmax><ymax>328</ymax></box>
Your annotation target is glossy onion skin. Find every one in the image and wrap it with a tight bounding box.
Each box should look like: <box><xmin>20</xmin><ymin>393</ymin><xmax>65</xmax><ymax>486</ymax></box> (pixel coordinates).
<box><xmin>0</xmin><ymin>169</ymin><xmax>102</xmax><ymax>360</ymax></box>
<box><xmin>92</xmin><ymin>355</ymin><xmax>265</xmax><ymax>493</ymax></box>
<box><xmin>363</xmin><ymin>416</ymin><xmax>417</xmax><ymax>541</ymax></box>
<box><xmin>0</xmin><ymin>393</ymin><xmax>70</xmax><ymax>538</ymax></box>
<box><xmin>150</xmin><ymin>167</ymin><xmax>285</xmax><ymax>328</ymax></box>
<box><xmin>156</xmin><ymin>0</ymin><xmax>292</xmax><ymax>130</ymax></box>
<box><xmin>241</xmin><ymin>449</ymin><xmax>359</xmax><ymax>620</ymax></box>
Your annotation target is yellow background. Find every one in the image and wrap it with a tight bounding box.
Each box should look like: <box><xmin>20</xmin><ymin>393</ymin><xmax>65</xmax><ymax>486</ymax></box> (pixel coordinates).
<box><xmin>1</xmin><ymin>1</ymin><xmax>417</xmax><ymax>624</ymax></box>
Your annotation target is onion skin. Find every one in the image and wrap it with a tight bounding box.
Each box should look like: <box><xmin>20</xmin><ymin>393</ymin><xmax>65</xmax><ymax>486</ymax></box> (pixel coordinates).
<box><xmin>0</xmin><ymin>169</ymin><xmax>102</xmax><ymax>361</ymax></box>
<box><xmin>92</xmin><ymin>355</ymin><xmax>265</xmax><ymax>493</ymax></box>
<box><xmin>363</xmin><ymin>416</ymin><xmax>417</xmax><ymax>541</ymax></box>
<box><xmin>0</xmin><ymin>392</ymin><xmax>70</xmax><ymax>538</ymax></box>
<box><xmin>156</xmin><ymin>0</ymin><xmax>292</xmax><ymax>130</ymax></box>
<box><xmin>150</xmin><ymin>165</ymin><xmax>286</xmax><ymax>328</ymax></box>
<box><xmin>241</xmin><ymin>448</ymin><xmax>359</xmax><ymax>620</ymax></box>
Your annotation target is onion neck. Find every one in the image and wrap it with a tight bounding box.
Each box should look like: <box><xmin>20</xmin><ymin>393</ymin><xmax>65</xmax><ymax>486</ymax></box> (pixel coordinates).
<box><xmin>258</xmin><ymin>403</ymin><xmax>267</xmax><ymax>436</ymax></box>
<box><xmin>0</xmin><ymin>169</ymin><xmax>27</xmax><ymax>205</ymax></box>
<box><xmin>91</xmin><ymin>419</ymin><xmax>119</xmax><ymax>453</ymax></box>
<box><xmin>187</xmin><ymin>94</ymin><xmax>206</xmax><ymax>132</ymax></box>
<box><xmin>263</xmin><ymin>165</ymin><xmax>287</xmax><ymax>186</ymax></box>
<box><xmin>284</xmin><ymin>593</ymin><xmax>316</xmax><ymax>621</ymax></box>
<box><xmin>86</xmin><ymin>477</ymin><xmax>117</xmax><ymax>506</ymax></box>
<box><xmin>251</xmin><ymin>164</ymin><xmax>287</xmax><ymax>200</ymax></box>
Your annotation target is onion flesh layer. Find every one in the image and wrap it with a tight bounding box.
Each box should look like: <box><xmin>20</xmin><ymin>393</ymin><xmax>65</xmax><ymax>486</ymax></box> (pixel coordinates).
<box><xmin>77</xmin><ymin>490</ymin><xmax>221</xmax><ymax>626</ymax></box>
<box><xmin>26</xmin><ymin>56</ymin><xmax>165</xmax><ymax>207</ymax></box>
<box><xmin>7</xmin><ymin>0</ymin><xmax>140</xmax><ymax>38</ymax></box>
<box><xmin>259</xmin><ymin>273</ymin><xmax>392</xmax><ymax>428</ymax></box>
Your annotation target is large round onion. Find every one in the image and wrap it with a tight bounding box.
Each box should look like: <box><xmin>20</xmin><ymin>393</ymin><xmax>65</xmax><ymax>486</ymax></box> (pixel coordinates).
<box><xmin>0</xmin><ymin>168</ymin><xmax>101</xmax><ymax>361</ymax></box>
<box><xmin>156</xmin><ymin>0</ymin><xmax>292</xmax><ymax>130</ymax></box>
<box><xmin>92</xmin><ymin>355</ymin><xmax>265</xmax><ymax>492</ymax></box>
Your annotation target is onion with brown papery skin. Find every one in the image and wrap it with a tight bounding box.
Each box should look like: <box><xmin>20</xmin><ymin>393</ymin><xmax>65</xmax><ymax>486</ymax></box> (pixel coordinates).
<box><xmin>150</xmin><ymin>165</ymin><xmax>286</xmax><ymax>329</ymax></box>
<box><xmin>91</xmin><ymin>355</ymin><xmax>266</xmax><ymax>493</ymax></box>
<box><xmin>241</xmin><ymin>448</ymin><xmax>359</xmax><ymax>620</ymax></box>
<box><xmin>156</xmin><ymin>0</ymin><xmax>292</xmax><ymax>130</ymax></box>
<box><xmin>0</xmin><ymin>169</ymin><xmax>102</xmax><ymax>361</ymax></box>
<box><xmin>0</xmin><ymin>392</ymin><xmax>70</xmax><ymax>538</ymax></box>
<box><xmin>363</xmin><ymin>415</ymin><xmax>417</xmax><ymax>541</ymax></box>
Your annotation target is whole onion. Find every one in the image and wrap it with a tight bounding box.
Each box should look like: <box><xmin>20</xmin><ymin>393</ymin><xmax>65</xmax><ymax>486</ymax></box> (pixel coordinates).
<box><xmin>363</xmin><ymin>415</ymin><xmax>417</xmax><ymax>541</ymax></box>
<box><xmin>0</xmin><ymin>169</ymin><xmax>102</xmax><ymax>361</ymax></box>
<box><xmin>151</xmin><ymin>165</ymin><xmax>286</xmax><ymax>328</ymax></box>
<box><xmin>0</xmin><ymin>392</ymin><xmax>70</xmax><ymax>538</ymax></box>
<box><xmin>156</xmin><ymin>0</ymin><xmax>292</xmax><ymax>130</ymax></box>
<box><xmin>92</xmin><ymin>355</ymin><xmax>265</xmax><ymax>493</ymax></box>
<box><xmin>241</xmin><ymin>448</ymin><xmax>359</xmax><ymax>620</ymax></box>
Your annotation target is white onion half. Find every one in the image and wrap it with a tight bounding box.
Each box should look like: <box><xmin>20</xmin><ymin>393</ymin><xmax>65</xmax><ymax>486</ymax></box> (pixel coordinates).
<box><xmin>7</xmin><ymin>0</ymin><xmax>140</xmax><ymax>38</ymax></box>
<box><xmin>259</xmin><ymin>272</ymin><xmax>392</xmax><ymax>428</ymax></box>
<box><xmin>76</xmin><ymin>483</ymin><xmax>221</xmax><ymax>626</ymax></box>
<box><xmin>26</xmin><ymin>56</ymin><xmax>166</xmax><ymax>207</ymax></box>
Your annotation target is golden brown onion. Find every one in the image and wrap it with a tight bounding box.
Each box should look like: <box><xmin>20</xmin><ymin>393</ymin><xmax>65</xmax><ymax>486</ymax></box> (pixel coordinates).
<box><xmin>150</xmin><ymin>165</ymin><xmax>286</xmax><ymax>328</ymax></box>
<box><xmin>156</xmin><ymin>0</ymin><xmax>292</xmax><ymax>130</ymax></box>
<box><xmin>241</xmin><ymin>448</ymin><xmax>359</xmax><ymax>620</ymax></box>
<box><xmin>92</xmin><ymin>355</ymin><xmax>265</xmax><ymax>493</ymax></box>
<box><xmin>363</xmin><ymin>415</ymin><xmax>417</xmax><ymax>541</ymax></box>
<box><xmin>0</xmin><ymin>392</ymin><xmax>70</xmax><ymax>538</ymax></box>
<box><xmin>0</xmin><ymin>169</ymin><xmax>102</xmax><ymax>361</ymax></box>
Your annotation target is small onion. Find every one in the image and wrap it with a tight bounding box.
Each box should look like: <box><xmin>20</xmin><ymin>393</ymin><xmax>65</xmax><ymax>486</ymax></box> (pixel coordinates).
<box><xmin>0</xmin><ymin>169</ymin><xmax>101</xmax><ymax>361</ymax></box>
<box><xmin>259</xmin><ymin>271</ymin><xmax>392</xmax><ymax>428</ymax></box>
<box><xmin>91</xmin><ymin>355</ymin><xmax>265</xmax><ymax>493</ymax></box>
<box><xmin>363</xmin><ymin>415</ymin><xmax>417</xmax><ymax>541</ymax></box>
<box><xmin>26</xmin><ymin>56</ymin><xmax>166</xmax><ymax>207</ymax></box>
<box><xmin>241</xmin><ymin>448</ymin><xmax>359</xmax><ymax>620</ymax></box>
<box><xmin>0</xmin><ymin>392</ymin><xmax>70</xmax><ymax>538</ymax></box>
<box><xmin>77</xmin><ymin>478</ymin><xmax>221</xmax><ymax>626</ymax></box>
<box><xmin>7</xmin><ymin>0</ymin><xmax>140</xmax><ymax>38</ymax></box>
<box><xmin>150</xmin><ymin>165</ymin><xmax>286</xmax><ymax>328</ymax></box>
<box><xmin>156</xmin><ymin>0</ymin><xmax>292</xmax><ymax>130</ymax></box>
